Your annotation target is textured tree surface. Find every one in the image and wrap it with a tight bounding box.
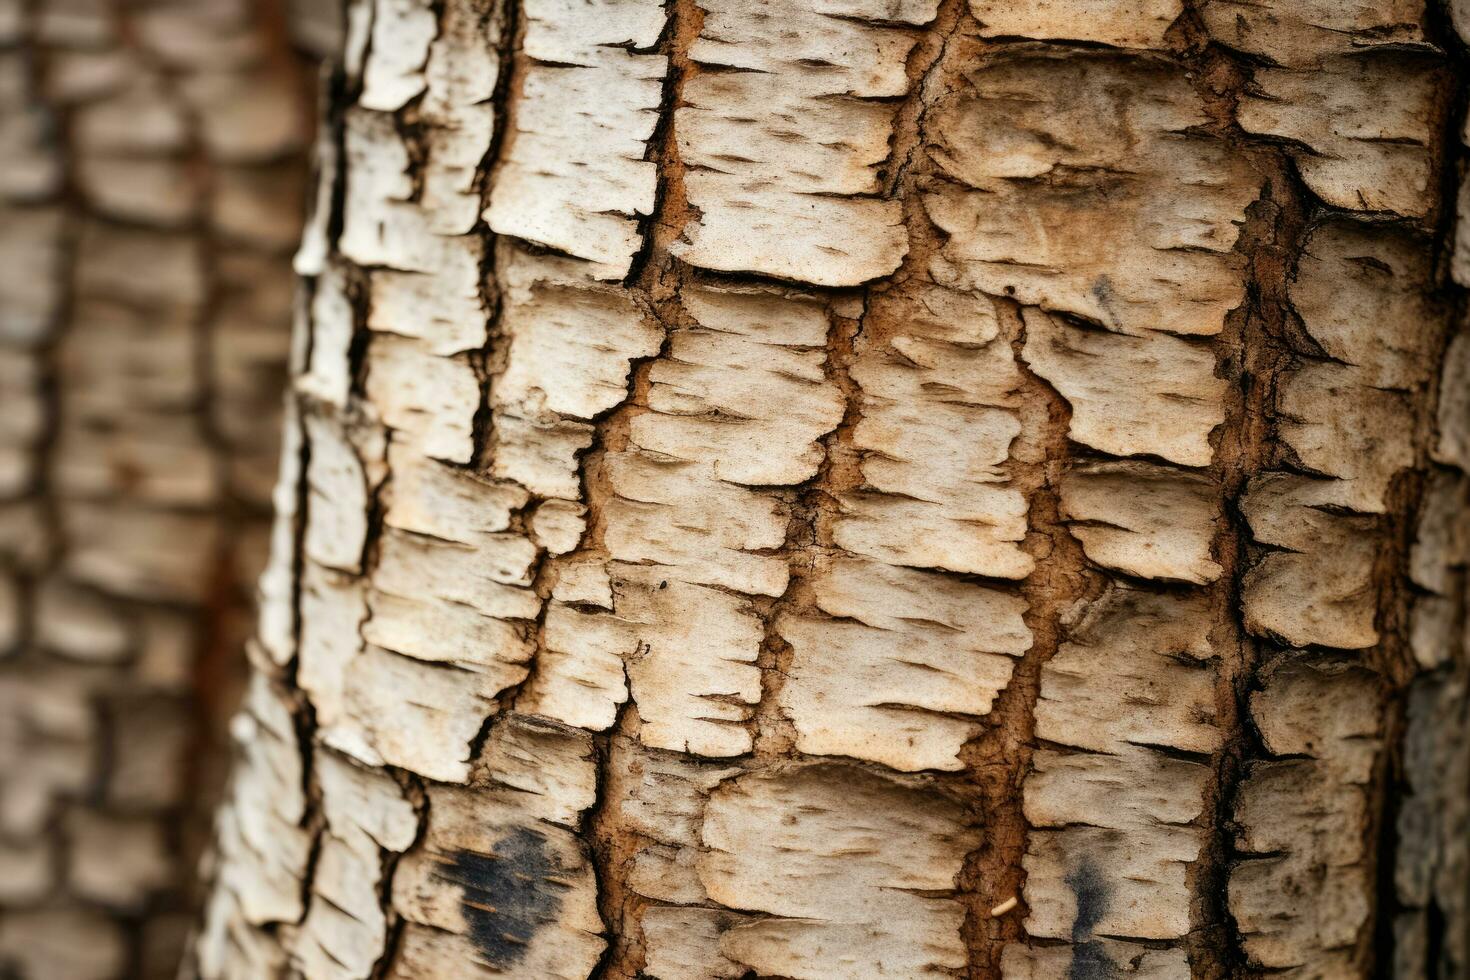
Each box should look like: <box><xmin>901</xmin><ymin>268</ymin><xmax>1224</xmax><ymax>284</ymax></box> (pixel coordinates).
<box><xmin>0</xmin><ymin>0</ymin><xmax>311</xmax><ymax>975</ymax></box>
<box><xmin>196</xmin><ymin>0</ymin><xmax>1470</xmax><ymax>978</ymax></box>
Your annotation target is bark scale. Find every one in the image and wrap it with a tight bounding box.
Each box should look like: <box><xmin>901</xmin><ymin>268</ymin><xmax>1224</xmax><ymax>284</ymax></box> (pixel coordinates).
<box><xmin>0</xmin><ymin>0</ymin><xmax>311</xmax><ymax>975</ymax></box>
<box><xmin>197</xmin><ymin>0</ymin><xmax>1470</xmax><ymax>978</ymax></box>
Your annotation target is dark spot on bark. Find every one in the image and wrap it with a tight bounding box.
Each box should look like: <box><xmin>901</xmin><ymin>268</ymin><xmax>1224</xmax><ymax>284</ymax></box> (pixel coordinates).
<box><xmin>1066</xmin><ymin>858</ymin><xmax>1117</xmax><ymax>980</ymax></box>
<box><xmin>443</xmin><ymin>827</ymin><xmax>570</xmax><ymax>967</ymax></box>
<box><xmin>1427</xmin><ymin>896</ymin><xmax>1447</xmax><ymax>979</ymax></box>
<box><xmin>1070</xmin><ymin>942</ymin><xmax>1118</xmax><ymax>980</ymax></box>
<box><xmin>1090</xmin><ymin>274</ymin><xmax>1121</xmax><ymax>330</ymax></box>
<box><xmin>1067</xmin><ymin>858</ymin><xmax>1109</xmax><ymax>940</ymax></box>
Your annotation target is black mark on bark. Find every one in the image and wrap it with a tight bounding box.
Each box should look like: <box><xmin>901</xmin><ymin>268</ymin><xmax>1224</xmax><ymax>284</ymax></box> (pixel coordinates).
<box><xmin>1067</xmin><ymin>858</ymin><xmax>1117</xmax><ymax>980</ymax></box>
<box><xmin>446</xmin><ymin>827</ymin><xmax>570</xmax><ymax>967</ymax></box>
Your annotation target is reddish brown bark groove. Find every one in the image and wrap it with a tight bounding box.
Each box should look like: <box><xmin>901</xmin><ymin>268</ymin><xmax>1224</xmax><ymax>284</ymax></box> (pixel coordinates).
<box><xmin>1165</xmin><ymin>13</ymin><xmax>1314</xmax><ymax>972</ymax></box>
<box><xmin>582</xmin><ymin>0</ymin><xmax>704</xmax><ymax>970</ymax></box>
<box><xmin>1177</xmin><ymin>3</ymin><xmax>1466</xmax><ymax>970</ymax></box>
<box><xmin>956</xmin><ymin>297</ymin><xmax>1103</xmax><ymax>980</ymax></box>
<box><xmin>867</xmin><ymin>16</ymin><xmax>1109</xmax><ymax>970</ymax></box>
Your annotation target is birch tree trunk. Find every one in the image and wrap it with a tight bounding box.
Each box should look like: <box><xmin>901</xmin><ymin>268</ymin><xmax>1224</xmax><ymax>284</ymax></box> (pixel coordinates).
<box><xmin>0</xmin><ymin>1</ymin><xmax>311</xmax><ymax>975</ymax></box>
<box><xmin>196</xmin><ymin>0</ymin><xmax>1470</xmax><ymax>977</ymax></box>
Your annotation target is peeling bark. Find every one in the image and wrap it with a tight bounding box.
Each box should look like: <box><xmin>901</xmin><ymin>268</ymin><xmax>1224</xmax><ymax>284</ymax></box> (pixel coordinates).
<box><xmin>196</xmin><ymin>0</ymin><xmax>1470</xmax><ymax>978</ymax></box>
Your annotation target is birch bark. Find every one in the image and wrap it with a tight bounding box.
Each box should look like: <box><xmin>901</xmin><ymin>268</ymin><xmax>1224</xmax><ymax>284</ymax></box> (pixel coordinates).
<box><xmin>195</xmin><ymin>1</ymin><xmax>1470</xmax><ymax>977</ymax></box>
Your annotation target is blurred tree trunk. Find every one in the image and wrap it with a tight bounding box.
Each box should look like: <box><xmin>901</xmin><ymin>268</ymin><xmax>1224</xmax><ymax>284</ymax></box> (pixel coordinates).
<box><xmin>194</xmin><ymin>0</ymin><xmax>1470</xmax><ymax>978</ymax></box>
<box><xmin>0</xmin><ymin>0</ymin><xmax>311</xmax><ymax>975</ymax></box>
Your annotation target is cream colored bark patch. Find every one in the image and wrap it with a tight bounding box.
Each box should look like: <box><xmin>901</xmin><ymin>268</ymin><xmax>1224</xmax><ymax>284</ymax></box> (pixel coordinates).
<box><xmin>671</xmin><ymin>0</ymin><xmax>927</xmax><ymax>284</ymax></box>
<box><xmin>1230</xmin><ymin>662</ymin><xmax>1384</xmax><ymax>972</ymax></box>
<box><xmin>486</xmin><ymin>0</ymin><xmax>666</xmax><ymax>277</ymax></box>
<box><xmin>778</xmin><ymin>557</ymin><xmax>1030</xmax><ymax>771</ymax></box>
<box><xmin>1060</xmin><ymin>461</ymin><xmax>1222</xmax><ymax>584</ymax></box>
<box><xmin>1238</xmin><ymin>56</ymin><xmax>1443</xmax><ymax>218</ymax></box>
<box><xmin>1024</xmin><ymin>589</ymin><xmax>1219</xmax><ymax>942</ymax></box>
<box><xmin>1241</xmin><ymin>474</ymin><xmax>1380</xmax><ymax>650</ymax></box>
<box><xmin>1022</xmin><ymin>309</ymin><xmax>1224</xmax><ymax>467</ymax></box>
<box><xmin>970</xmin><ymin>0</ymin><xmax>1183</xmax><ymax>48</ymax></box>
<box><xmin>927</xmin><ymin>52</ymin><xmax>1256</xmax><ymax>338</ymax></box>
<box><xmin>1283</xmin><ymin>220</ymin><xmax>1445</xmax><ymax>513</ymax></box>
<box><xmin>699</xmin><ymin>766</ymin><xmax>978</xmax><ymax>978</ymax></box>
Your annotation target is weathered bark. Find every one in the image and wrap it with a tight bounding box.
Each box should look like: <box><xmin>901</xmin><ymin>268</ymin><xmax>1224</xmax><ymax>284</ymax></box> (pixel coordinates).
<box><xmin>196</xmin><ymin>0</ymin><xmax>1470</xmax><ymax>977</ymax></box>
<box><xmin>0</xmin><ymin>1</ymin><xmax>311</xmax><ymax>975</ymax></box>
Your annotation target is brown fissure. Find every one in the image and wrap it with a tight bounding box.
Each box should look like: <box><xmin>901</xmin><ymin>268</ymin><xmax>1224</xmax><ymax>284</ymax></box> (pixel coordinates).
<box><xmin>1167</xmin><ymin>11</ymin><xmax>1314</xmax><ymax>968</ymax></box>
<box><xmin>863</xmin><ymin>7</ymin><xmax>1109</xmax><ymax>976</ymax></box>
<box><xmin>954</xmin><ymin>293</ymin><xmax>1103</xmax><ymax>980</ymax></box>
<box><xmin>576</xmin><ymin>0</ymin><xmax>703</xmax><ymax>972</ymax></box>
<box><xmin>1169</xmin><ymin>2</ymin><xmax>1470</xmax><ymax>974</ymax></box>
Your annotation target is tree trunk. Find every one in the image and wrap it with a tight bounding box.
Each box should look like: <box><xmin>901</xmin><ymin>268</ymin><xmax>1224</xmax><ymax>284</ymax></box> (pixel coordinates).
<box><xmin>0</xmin><ymin>1</ymin><xmax>311</xmax><ymax>975</ymax></box>
<box><xmin>195</xmin><ymin>0</ymin><xmax>1470</xmax><ymax>977</ymax></box>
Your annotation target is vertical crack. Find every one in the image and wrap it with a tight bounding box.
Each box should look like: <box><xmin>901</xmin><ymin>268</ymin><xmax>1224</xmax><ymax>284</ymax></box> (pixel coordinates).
<box><xmin>1169</xmin><ymin>2</ymin><xmax>1470</xmax><ymax>973</ymax></box>
<box><xmin>954</xmin><ymin>295</ymin><xmax>1104</xmax><ymax>980</ymax></box>
<box><xmin>580</xmin><ymin>0</ymin><xmax>701</xmax><ymax>973</ymax></box>
<box><xmin>1165</xmin><ymin>9</ymin><xmax>1313</xmax><ymax>973</ymax></box>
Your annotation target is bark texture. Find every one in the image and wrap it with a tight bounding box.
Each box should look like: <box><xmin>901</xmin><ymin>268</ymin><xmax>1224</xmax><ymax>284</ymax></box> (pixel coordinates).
<box><xmin>197</xmin><ymin>0</ymin><xmax>1470</xmax><ymax>977</ymax></box>
<box><xmin>0</xmin><ymin>0</ymin><xmax>311</xmax><ymax>975</ymax></box>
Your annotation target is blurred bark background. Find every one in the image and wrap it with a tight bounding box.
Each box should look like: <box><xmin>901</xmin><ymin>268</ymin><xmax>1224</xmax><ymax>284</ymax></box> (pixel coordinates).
<box><xmin>0</xmin><ymin>1</ymin><xmax>325</xmax><ymax>975</ymax></box>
